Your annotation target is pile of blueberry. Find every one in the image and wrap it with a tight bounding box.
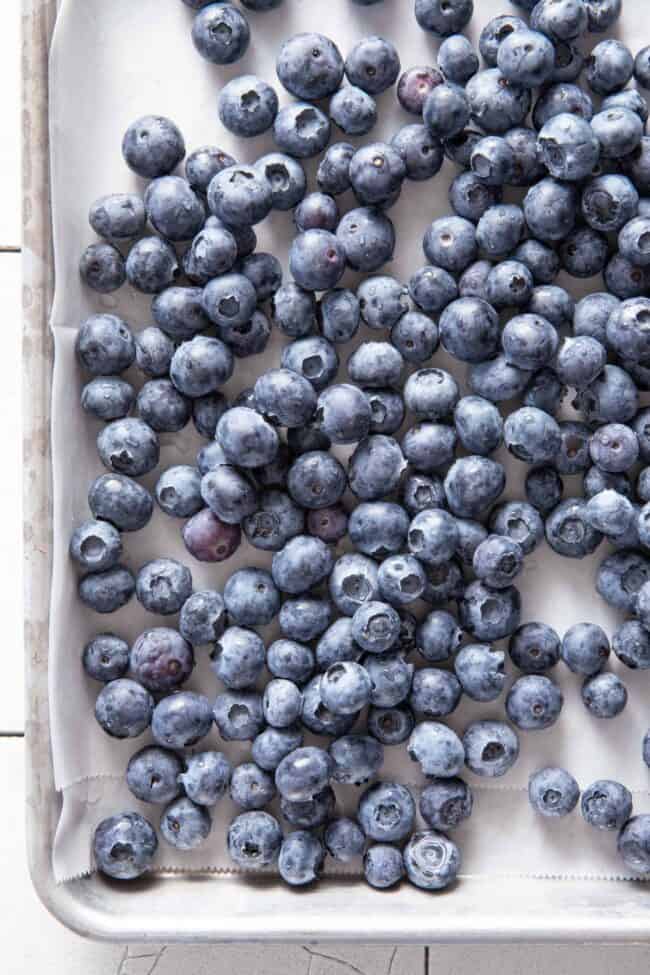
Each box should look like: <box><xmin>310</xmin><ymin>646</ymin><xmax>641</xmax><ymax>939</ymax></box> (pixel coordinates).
<box><xmin>75</xmin><ymin>0</ymin><xmax>650</xmax><ymax>889</ymax></box>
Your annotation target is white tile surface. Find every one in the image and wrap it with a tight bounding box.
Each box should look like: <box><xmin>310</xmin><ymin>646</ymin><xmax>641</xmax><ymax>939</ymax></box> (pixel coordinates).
<box><xmin>0</xmin><ymin>0</ymin><xmax>21</xmax><ymax>246</ymax></box>
<box><xmin>4</xmin><ymin>0</ymin><xmax>649</xmax><ymax>969</ymax></box>
<box><xmin>0</xmin><ymin>252</ymin><xmax>23</xmax><ymax>731</ymax></box>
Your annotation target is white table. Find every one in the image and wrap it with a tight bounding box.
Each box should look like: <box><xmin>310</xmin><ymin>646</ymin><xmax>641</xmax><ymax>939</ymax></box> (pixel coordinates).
<box><xmin>4</xmin><ymin>0</ymin><xmax>648</xmax><ymax>969</ymax></box>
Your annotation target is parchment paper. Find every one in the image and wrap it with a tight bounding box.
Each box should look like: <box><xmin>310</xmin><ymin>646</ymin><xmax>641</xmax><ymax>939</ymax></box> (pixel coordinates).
<box><xmin>48</xmin><ymin>0</ymin><xmax>650</xmax><ymax>883</ymax></box>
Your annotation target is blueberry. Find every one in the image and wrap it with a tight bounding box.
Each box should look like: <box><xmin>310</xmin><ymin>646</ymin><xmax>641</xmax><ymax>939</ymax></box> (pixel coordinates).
<box><xmin>262</xmin><ymin>679</ymin><xmax>302</xmax><ymax>729</ymax></box>
<box><xmin>582</xmin><ymin>671</ymin><xmax>627</xmax><ymax>719</ymax></box>
<box><xmin>438</xmin><ymin>34</ymin><xmax>478</xmax><ymax>84</ymax></box>
<box><xmin>479</xmin><ymin>16</ymin><xmax>527</xmax><ymax>66</ymax></box>
<box><xmin>329</xmin><ymin>86</ymin><xmax>377</xmax><ymax>137</ymax></box>
<box><xmin>276</xmin><ymin>33</ymin><xmax>344</xmax><ymax>101</ymax></box>
<box><xmin>612</xmin><ymin>620</ymin><xmax>650</xmax><ymax>670</ymax></box>
<box><xmin>618</xmin><ymin>816</ymin><xmax>650</xmax><ymax>875</ymax></box>
<box><xmin>336</xmin><ymin>207</ymin><xmax>396</xmax><ymax>272</ymax></box>
<box><xmin>253</xmin><ymin>156</ymin><xmax>306</xmax><ymax>215</ymax></box>
<box><xmin>136</xmin><ymin>379</ymin><xmax>191</xmax><ymax>434</ymax></box>
<box><xmin>79</xmin><ymin>241</ymin><xmax>125</xmax><ymax>293</ymax></box>
<box><xmin>136</xmin><ymin>558</ymin><xmax>192</xmax><ymax>616</ymax></box>
<box><xmin>533</xmin><ymin>82</ymin><xmax>593</xmax><ymax>131</ymax></box>
<box><xmin>364</xmin><ymin>388</ymin><xmax>405</xmax><ymax>434</ymax></box>
<box><xmin>126</xmin><ymin>237</ymin><xmax>180</xmax><ymax>294</ymax></box>
<box><xmin>415</xmin><ymin>610</ymin><xmax>462</xmax><ymax>664</ymax></box>
<box><xmin>438</xmin><ymin>297</ymin><xmax>499</xmax><ymax>365</ymax></box>
<box><xmin>280</xmin><ymin>787</ymin><xmax>336</xmax><ymax>829</ymax></box>
<box><xmin>581</xmin><ymin>780</ymin><xmax>632</xmax><ymax>830</ymax></box>
<box><xmin>93</xmin><ymin>812</ymin><xmax>157</xmax><ymax>880</ymax></box>
<box><xmin>501</xmin><ymin>314</ymin><xmax>558</xmax><ymax>372</ymax></box>
<box><xmin>585</xmin><ymin>38</ymin><xmax>633</xmax><ymax>95</ymax></box>
<box><xmin>454</xmin><ymin>644</ymin><xmax>506</xmax><ymax>703</ymax></box>
<box><xmin>152</xmin><ymin>287</ymin><xmax>209</xmax><ymax>341</ymax></box>
<box><xmin>230</xmin><ymin>762</ymin><xmax>276</xmax><ymax>812</ymax></box>
<box><xmin>487</xmin><ymin>263</ymin><xmax>534</xmax><ymax>312</ymax></box>
<box><xmin>278</xmin><ymin>599</ymin><xmax>331</xmax><ymax>644</ymax></box>
<box><xmin>69</xmin><ymin>519</ymin><xmax>121</xmax><ymax>574</ymax></box>
<box><xmin>218</xmin><ymin>75</ymin><xmax>280</xmax><ymax>134</ymax></box>
<box><xmin>497</xmin><ymin>28</ymin><xmax>555</xmax><ymax>87</ymax></box>
<box><xmin>176</xmin><ymin>752</ymin><xmax>231</xmax><ymax>808</ymax></box>
<box><xmin>414</xmin><ymin>0</ymin><xmax>474</xmax><ymax>36</ymax></box>
<box><xmin>170</xmin><ymin>336</ymin><xmax>234</xmax><ymax>398</ymax></box>
<box><xmin>126</xmin><ymin>746</ymin><xmax>183</xmax><ymax>805</ymax></box>
<box><xmin>177</xmin><ymin>591</ymin><xmax>225</xmax><ymax>649</ymax></box>
<box><xmin>513</xmin><ymin>240</ymin><xmax>560</xmax><ymax>285</ymax></box>
<box><xmin>348</xmin><ymin>341</ymin><xmax>404</xmax><ymax>390</ymax></box>
<box><xmin>121</xmin><ymin>114</ymin><xmax>184</xmax><ymax>178</ymax></box>
<box><xmin>590</xmin><ymin>423</ymin><xmax>639</xmax><ymax>473</ymax></box>
<box><xmin>545</xmin><ymin>498</ymin><xmax>602</xmax><ymax>558</ymax></box>
<box><xmin>408</xmin><ymin>721</ymin><xmax>465</xmax><ymax>777</ymax></box>
<box><xmin>407</xmin><ymin>509</ymin><xmax>458</xmax><ymax>567</ymax></box>
<box><xmin>351</xmin><ymin>600</ymin><xmax>401</xmax><ymax>655</ymax></box>
<box><xmin>348</xmin><ymin>435</ymin><xmax>406</xmax><ymax>501</ymax></box>
<box><xmin>420</xmin><ymin>779</ymin><xmax>472</xmax><ymax>834</ymax></box>
<box><xmin>585</xmin><ymin>467</ymin><xmax>633</xmax><ymax>501</ymax></box>
<box><xmin>578</xmin><ymin>364</ymin><xmax>639</xmax><ymax>426</ymax></box>
<box><xmin>357</xmin><ymin>276</ymin><xmax>408</xmax><ymax>331</ymax></box>
<box><xmin>560</xmin><ymin>622</ymin><xmax>609</xmax><ymax>677</ymax></box>
<box><xmin>95</xmin><ymin>679</ymin><xmax>153</xmax><ymax>739</ymax></box>
<box><xmin>82</xmin><ymin>633</ymin><xmax>130</xmax><ymax>683</ymax></box>
<box><xmin>463</xmin><ymin>719</ymin><xmax>519</xmax><ymax>777</ymax></box>
<box><xmin>301</xmin><ymin>675</ymin><xmax>358</xmax><ymax>737</ymax></box>
<box><xmin>152</xmin><ymin>691</ymin><xmax>213</xmax><ymax>749</ymax></box>
<box><xmin>459</xmin><ymin>580</ymin><xmax>521</xmax><ymax>642</ymax></box>
<box><xmin>88</xmin><ymin>473</ymin><xmax>153</xmax><ymax>533</ymax></box>
<box><xmin>282</xmin><ymin>336</ymin><xmax>339</xmax><ymax>392</ymax></box>
<box><xmin>367</xmin><ymin>703</ymin><xmax>415</xmax><ymax>745</ymax></box>
<box><xmin>591</xmin><ymin>108</ymin><xmax>643</xmax><ymax>160</ymax></box>
<box><xmin>529</xmin><ymin>767</ymin><xmax>579</xmax><ymax>818</ymax></box>
<box><xmin>410</xmin><ymin>668</ymin><xmax>462</xmax><ymax>718</ymax></box>
<box><xmin>506</xmin><ymin>675</ymin><xmax>563</xmax><ymax>731</ymax></box>
<box><xmin>243</xmin><ymin>490</ymin><xmax>304</xmax><ymax>552</ymax></box>
<box><xmin>559</xmin><ymin>227</ymin><xmax>609</xmax><ymax>279</ymax></box>
<box><xmin>210</xmin><ymin>625</ymin><xmax>265</xmax><ymax>689</ymax></box>
<box><xmin>358</xmin><ymin>781</ymin><xmax>415</xmax><ymax>842</ymax></box>
<box><xmin>183</xmin><ymin>506</ymin><xmax>242</xmax><ymax>559</ymax></box>
<box><xmin>223</xmin><ymin>568</ymin><xmax>279</xmax><ymax>627</ymax></box>
<box><xmin>582</xmin><ymin>175</ymin><xmax>639</xmax><ymax>235</ymax></box>
<box><xmin>185</xmin><ymin>145</ymin><xmax>236</xmax><ymax>196</ymax></box>
<box><xmin>277</xmin><ymin>831</ymin><xmax>324</xmax><ymax>887</ymax></box>
<box><xmin>316</xmin><ymin>289</ymin><xmax>360</xmax><ymax>346</ymax></box>
<box><xmin>328</xmin><ymin>554</ymin><xmax>379</xmax><ymax>617</ymax></box>
<box><xmin>192</xmin><ymin>2</ymin><xmax>249</xmax><ymax>63</ymax></box>
<box><xmin>397</xmin><ymin>65</ymin><xmax>444</xmax><ymax>115</ymax></box>
<box><xmin>524</xmin><ymin>177</ymin><xmax>577</xmax><ymax>244</ymax></box>
<box><xmin>598</xmin><ymin>549</ymin><xmax>650</xmax><ymax>614</ymax></box>
<box><xmin>444</xmin><ymin>456</ymin><xmax>505</xmax><ymax>519</ymax></box>
<box><xmin>79</xmin><ymin>565</ymin><xmax>135</xmax><ymax>614</ymax></box>
<box><xmin>228</xmin><ymin>811</ymin><xmax>282</xmax><ymax>869</ymax></box>
<box><xmin>476</xmin><ymin>204</ymin><xmax>525</xmax><ymax>259</ymax></box>
<box><xmin>327</xmin><ymin>734</ymin><xmax>382</xmax><ymax>785</ymax></box>
<box><xmin>89</xmin><ymin>192</ymin><xmax>146</xmax><ymax>241</ymax></box>
<box><xmin>585</xmin><ymin>489</ymin><xmax>635</xmax><ymax>538</ymax></box>
<box><xmin>207</xmin><ymin>164</ymin><xmax>272</xmax><ymax>228</ymax></box>
<box><xmin>391</xmin><ymin>124</ymin><xmax>444</xmax><ymax>182</ymax></box>
<box><xmin>490</xmin><ymin>501</ymin><xmax>544</xmax><ymax>556</ymax></box>
<box><xmin>153</xmin><ymin>465</ymin><xmax>201</xmax><ymax>519</ymax></box>
<box><xmin>272</xmin><ymin>283</ymin><xmax>316</xmax><ymax>339</ymax></box>
<box><xmin>130</xmin><ymin>627</ymin><xmax>194</xmax><ymax>694</ymax></box>
<box><xmin>362</xmin><ymin>651</ymin><xmax>414</xmax><ymax>708</ymax></box>
<box><xmin>504</xmin><ymin>406</ymin><xmax>562</xmax><ymax>466</ymax></box>
<box><xmin>537</xmin><ymin>114</ymin><xmax>599</xmax><ymax>183</ymax></box>
<box><xmin>275</xmin><ymin>746</ymin><xmax>333</xmax><ymax>802</ymax></box>
<box><xmin>134</xmin><ymin>327</ymin><xmax>174</xmax><ymax>379</ymax></box>
<box><xmin>404</xmin><ymin>830</ymin><xmax>461</xmax><ymax>891</ymax></box>
<box><xmin>404</xmin><ymin>368</ymin><xmax>460</xmax><ymax>420</ymax></box>
<box><xmin>325</xmin><ymin>818</ymin><xmax>366</xmax><ymax>863</ymax></box>
<box><xmin>423</xmin><ymin>82</ymin><xmax>470</xmax><ymax>140</ymax></box>
<box><xmin>402</xmin><ymin>420</ymin><xmax>454</xmax><ymax>473</ymax></box>
<box><xmin>401</xmin><ymin>472</ymin><xmax>445</xmax><ymax>516</ymax></box>
<box><xmin>76</xmin><ymin>314</ymin><xmax>135</xmax><ymax>377</ymax></box>
<box><xmin>455</xmin><ymin>518</ymin><xmax>488</xmax><ymax>566</ymax></box>
<box><xmin>317</xmin><ymin>142</ymin><xmax>355</xmax><ymax>196</ymax></box>
<box><xmin>458</xmin><ymin>260</ymin><xmax>493</xmax><ymax>300</ymax></box>
<box><xmin>377</xmin><ymin>555</ymin><xmax>426</xmax><ymax>607</ymax></box>
<box><xmin>273</xmin><ymin>102</ymin><xmax>331</xmax><ymax>158</ymax></box>
<box><xmin>213</xmin><ymin>690</ymin><xmax>264</xmax><ymax>741</ymax></box>
<box><xmin>620</xmin><ymin>136</ymin><xmax>650</xmax><ymax>195</ymax></box>
<box><xmin>363</xmin><ymin>844</ymin><xmax>405</xmax><ymax>888</ymax></box>
<box><xmin>267</xmin><ymin>639</ymin><xmax>315</xmax><ymax>685</ymax></box>
<box><xmin>294</xmin><ymin>194</ymin><xmax>339</xmax><ymax>235</ymax></box>
<box><xmin>510</xmin><ymin>622</ymin><xmax>560</xmax><ymax>674</ymax></box>
<box><xmin>423</xmin><ymin>216</ymin><xmax>476</xmax><ymax>274</ymax></box>
<box><xmin>289</xmin><ymin>230</ymin><xmax>345</xmax><ymax>291</ymax></box>
<box><xmin>252</xmin><ymin>726</ymin><xmax>304</xmax><ymax>772</ymax></box>
<box><xmin>466</xmin><ymin>69</ymin><xmax>531</xmax><ymax>134</ymax></box>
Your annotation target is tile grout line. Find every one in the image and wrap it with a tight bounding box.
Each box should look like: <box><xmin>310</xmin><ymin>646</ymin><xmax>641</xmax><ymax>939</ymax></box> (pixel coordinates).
<box><xmin>0</xmin><ymin>246</ymin><xmax>21</xmax><ymax>253</ymax></box>
<box><xmin>424</xmin><ymin>946</ymin><xmax>429</xmax><ymax>975</ymax></box>
<box><xmin>0</xmin><ymin>732</ymin><xmax>25</xmax><ymax>738</ymax></box>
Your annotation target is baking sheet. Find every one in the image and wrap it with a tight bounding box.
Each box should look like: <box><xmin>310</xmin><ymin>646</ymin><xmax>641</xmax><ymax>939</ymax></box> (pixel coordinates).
<box><xmin>49</xmin><ymin>0</ymin><xmax>650</xmax><ymax>884</ymax></box>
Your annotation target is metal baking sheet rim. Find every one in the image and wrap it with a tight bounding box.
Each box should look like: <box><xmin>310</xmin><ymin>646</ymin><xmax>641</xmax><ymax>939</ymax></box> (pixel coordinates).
<box><xmin>21</xmin><ymin>0</ymin><xmax>650</xmax><ymax>944</ymax></box>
